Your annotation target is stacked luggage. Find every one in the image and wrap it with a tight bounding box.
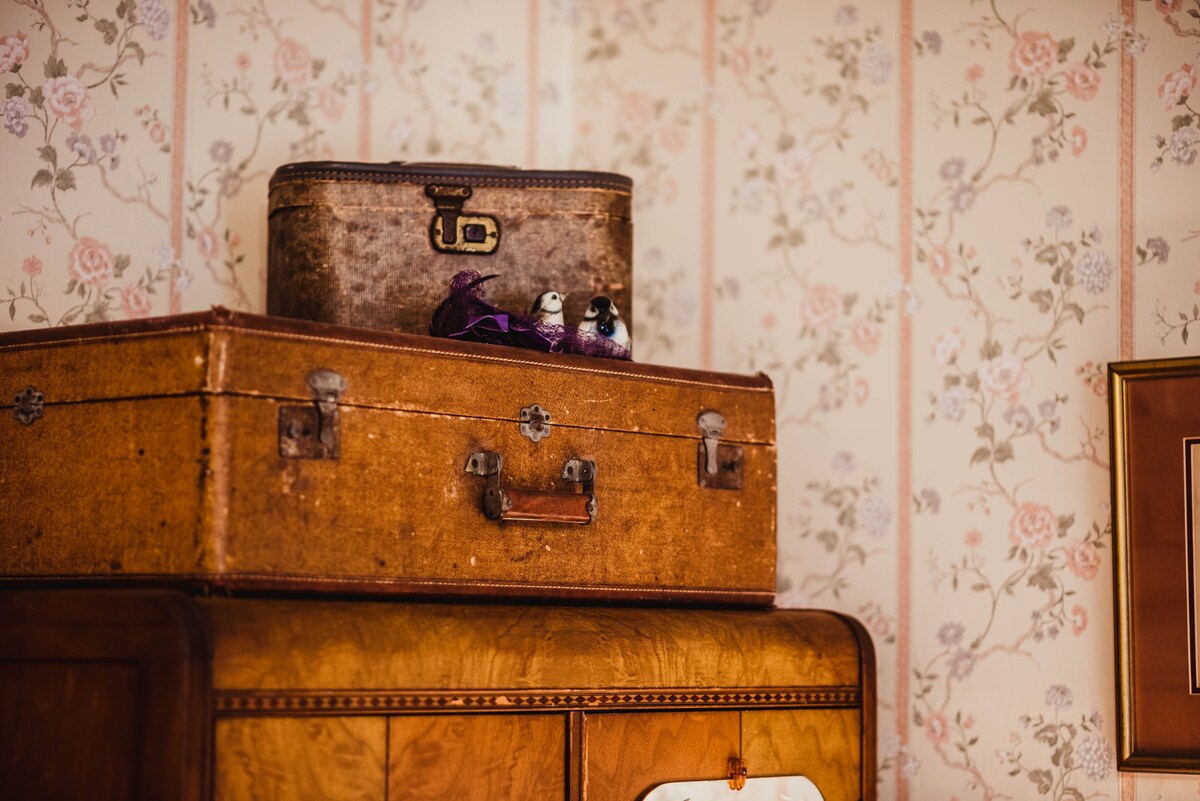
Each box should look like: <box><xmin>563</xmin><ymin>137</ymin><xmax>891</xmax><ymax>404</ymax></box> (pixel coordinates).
<box><xmin>0</xmin><ymin>163</ymin><xmax>875</xmax><ymax>801</ymax></box>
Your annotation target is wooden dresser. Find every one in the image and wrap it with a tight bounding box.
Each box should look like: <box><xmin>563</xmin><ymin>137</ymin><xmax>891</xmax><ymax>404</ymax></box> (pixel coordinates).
<box><xmin>0</xmin><ymin>590</ymin><xmax>875</xmax><ymax>801</ymax></box>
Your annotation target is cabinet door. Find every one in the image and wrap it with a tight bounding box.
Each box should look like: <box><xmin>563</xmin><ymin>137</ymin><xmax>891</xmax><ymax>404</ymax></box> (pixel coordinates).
<box><xmin>0</xmin><ymin>591</ymin><xmax>208</xmax><ymax>801</ymax></box>
<box><xmin>215</xmin><ymin>717</ymin><xmax>387</xmax><ymax>801</ymax></box>
<box><xmin>387</xmin><ymin>714</ymin><xmax>564</xmax><ymax>801</ymax></box>
<box><xmin>585</xmin><ymin>712</ymin><xmax>740</xmax><ymax>801</ymax></box>
<box><xmin>742</xmin><ymin>709</ymin><xmax>862</xmax><ymax>801</ymax></box>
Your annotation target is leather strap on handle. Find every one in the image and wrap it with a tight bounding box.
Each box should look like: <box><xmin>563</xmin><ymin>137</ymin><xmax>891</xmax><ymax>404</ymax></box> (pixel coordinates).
<box><xmin>498</xmin><ymin>489</ymin><xmax>593</xmax><ymax>524</ymax></box>
<box><xmin>465</xmin><ymin>451</ymin><xmax>597</xmax><ymax>524</ymax></box>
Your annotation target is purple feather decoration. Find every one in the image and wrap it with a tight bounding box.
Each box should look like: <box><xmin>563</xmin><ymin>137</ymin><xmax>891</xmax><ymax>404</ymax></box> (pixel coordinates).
<box><xmin>430</xmin><ymin>270</ymin><xmax>631</xmax><ymax>360</ymax></box>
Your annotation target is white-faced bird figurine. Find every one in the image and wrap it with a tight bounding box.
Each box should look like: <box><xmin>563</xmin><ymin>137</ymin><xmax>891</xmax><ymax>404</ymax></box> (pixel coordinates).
<box><xmin>579</xmin><ymin>295</ymin><xmax>631</xmax><ymax>351</ymax></box>
<box><xmin>530</xmin><ymin>290</ymin><xmax>567</xmax><ymax>326</ymax></box>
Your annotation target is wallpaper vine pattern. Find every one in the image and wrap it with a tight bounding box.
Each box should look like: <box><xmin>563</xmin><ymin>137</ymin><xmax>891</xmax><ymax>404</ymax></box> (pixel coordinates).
<box><xmin>2</xmin><ymin>1</ymin><xmax>1199</xmax><ymax>799</ymax></box>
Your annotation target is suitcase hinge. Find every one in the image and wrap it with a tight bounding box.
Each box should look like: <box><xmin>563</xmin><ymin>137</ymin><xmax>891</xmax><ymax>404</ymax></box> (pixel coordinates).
<box><xmin>697</xmin><ymin>409</ymin><xmax>743</xmax><ymax>490</ymax></box>
<box><xmin>12</xmin><ymin>386</ymin><xmax>44</xmax><ymax>426</ymax></box>
<box><xmin>278</xmin><ymin>368</ymin><xmax>347</xmax><ymax>459</ymax></box>
<box><xmin>425</xmin><ymin>184</ymin><xmax>501</xmax><ymax>255</ymax></box>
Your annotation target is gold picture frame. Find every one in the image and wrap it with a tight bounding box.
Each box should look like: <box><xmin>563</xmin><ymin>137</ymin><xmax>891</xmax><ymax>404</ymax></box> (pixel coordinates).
<box><xmin>1110</xmin><ymin>356</ymin><xmax>1200</xmax><ymax>772</ymax></box>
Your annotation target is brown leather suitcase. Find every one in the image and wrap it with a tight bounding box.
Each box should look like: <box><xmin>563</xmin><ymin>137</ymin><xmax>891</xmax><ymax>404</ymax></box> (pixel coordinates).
<box><xmin>1</xmin><ymin>310</ymin><xmax>775</xmax><ymax>604</ymax></box>
<box><xmin>267</xmin><ymin>162</ymin><xmax>634</xmax><ymax>336</ymax></box>
<box><xmin>0</xmin><ymin>589</ymin><xmax>876</xmax><ymax>801</ymax></box>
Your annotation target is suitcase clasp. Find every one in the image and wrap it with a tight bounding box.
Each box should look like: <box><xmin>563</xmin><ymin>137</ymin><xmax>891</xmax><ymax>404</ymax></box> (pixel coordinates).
<box><xmin>425</xmin><ymin>184</ymin><xmax>501</xmax><ymax>255</ymax></box>
<box><xmin>697</xmin><ymin>410</ymin><xmax>744</xmax><ymax>490</ymax></box>
<box><xmin>278</xmin><ymin>368</ymin><xmax>347</xmax><ymax>459</ymax></box>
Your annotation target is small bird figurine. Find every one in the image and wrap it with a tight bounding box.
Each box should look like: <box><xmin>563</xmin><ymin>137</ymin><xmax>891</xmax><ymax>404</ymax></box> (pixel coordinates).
<box><xmin>529</xmin><ymin>290</ymin><xmax>567</xmax><ymax>326</ymax></box>
<box><xmin>578</xmin><ymin>295</ymin><xmax>631</xmax><ymax>352</ymax></box>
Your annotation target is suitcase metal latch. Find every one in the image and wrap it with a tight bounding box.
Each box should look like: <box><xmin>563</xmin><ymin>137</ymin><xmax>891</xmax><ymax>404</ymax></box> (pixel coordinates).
<box><xmin>425</xmin><ymin>184</ymin><xmax>500</xmax><ymax>255</ymax></box>
<box><xmin>13</xmin><ymin>386</ymin><xmax>44</xmax><ymax>426</ymax></box>
<box><xmin>279</xmin><ymin>368</ymin><xmax>347</xmax><ymax>459</ymax></box>
<box><xmin>697</xmin><ymin>410</ymin><xmax>743</xmax><ymax>490</ymax></box>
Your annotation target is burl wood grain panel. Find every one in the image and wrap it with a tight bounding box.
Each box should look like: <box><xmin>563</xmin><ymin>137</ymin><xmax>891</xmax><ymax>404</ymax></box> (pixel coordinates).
<box><xmin>584</xmin><ymin>712</ymin><xmax>740</xmax><ymax>801</ymax></box>
<box><xmin>205</xmin><ymin>601</ymin><xmax>862</xmax><ymax>693</ymax></box>
<box><xmin>215</xmin><ymin>717</ymin><xmax>386</xmax><ymax>801</ymax></box>
<box><xmin>742</xmin><ymin>709</ymin><xmax>862</xmax><ymax>801</ymax></box>
<box><xmin>387</xmin><ymin>714</ymin><xmax>564</xmax><ymax>801</ymax></box>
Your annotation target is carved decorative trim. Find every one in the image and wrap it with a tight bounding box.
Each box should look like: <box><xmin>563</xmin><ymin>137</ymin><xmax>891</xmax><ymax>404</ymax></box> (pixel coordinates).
<box><xmin>214</xmin><ymin>686</ymin><xmax>861</xmax><ymax>716</ymax></box>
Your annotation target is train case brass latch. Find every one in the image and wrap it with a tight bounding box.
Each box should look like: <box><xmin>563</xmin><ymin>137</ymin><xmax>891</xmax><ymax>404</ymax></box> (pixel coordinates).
<box><xmin>425</xmin><ymin>184</ymin><xmax>501</xmax><ymax>255</ymax></box>
<box><xmin>278</xmin><ymin>368</ymin><xmax>347</xmax><ymax>459</ymax></box>
<box><xmin>697</xmin><ymin>409</ymin><xmax>743</xmax><ymax>490</ymax></box>
<box><xmin>13</xmin><ymin>386</ymin><xmax>44</xmax><ymax>426</ymax></box>
<box><xmin>465</xmin><ymin>450</ymin><xmax>597</xmax><ymax>524</ymax></box>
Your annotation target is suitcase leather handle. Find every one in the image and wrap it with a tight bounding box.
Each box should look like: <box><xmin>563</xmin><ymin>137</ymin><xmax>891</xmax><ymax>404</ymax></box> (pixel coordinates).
<box><xmin>464</xmin><ymin>451</ymin><xmax>597</xmax><ymax>524</ymax></box>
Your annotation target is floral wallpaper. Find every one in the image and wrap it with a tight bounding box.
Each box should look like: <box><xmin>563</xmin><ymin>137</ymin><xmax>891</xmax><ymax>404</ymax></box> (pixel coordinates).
<box><xmin>2</xmin><ymin>0</ymin><xmax>1199</xmax><ymax>799</ymax></box>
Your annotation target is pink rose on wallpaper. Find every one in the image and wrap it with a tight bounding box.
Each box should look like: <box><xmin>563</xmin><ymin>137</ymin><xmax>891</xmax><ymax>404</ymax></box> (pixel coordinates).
<box><xmin>800</xmin><ymin>284</ymin><xmax>842</xmax><ymax>327</ymax></box>
<box><xmin>0</xmin><ymin>31</ymin><xmax>30</xmax><ymax>73</ymax></box>
<box><xmin>386</xmin><ymin>35</ymin><xmax>406</xmax><ymax>66</ymax></box>
<box><xmin>43</xmin><ymin>76</ymin><xmax>95</xmax><ymax>132</ymax></box>
<box><xmin>120</xmin><ymin>283</ymin><xmax>152</xmax><ymax>318</ymax></box>
<box><xmin>964</xmin><ymin>529</ymin><xmax>983</xmax><ymax>548</ymax></box>
<box><xmin>965</xmin><ymin>63</ymin><xmax>983</xmax><ymax>83</ymax></box>
<box><xmin>22</xmin><ymin>256</ymin><xmax>42</xmax><ymax>277</ymax></box>
<box><xmin>1069</xmin><ymin>126</ymin><xmax>1087</xmax><ymax>156</ymax></box>
<box><xmin>616</xmin><ymin>91</ymin><xmax>655</xmax><ymax>132</ymax></box>
<box><xmin>1063</xmin><ymin>63</ymin><xmax>1100</xmax><ymax>101</ymax></box>
<box><xmin>1008</xmin><ymin>31</ymin><xmax>1057</xmax><ymax>78</ymax></box>
<box><xmin>853</xmin><ymin>377</ymin><xmax>869</xmax><ymax>405</ymax></box>
<box><xmin>196</xmin><ymin>226</ymin><xmax>220</xmax><ymax>260</ymax></box>
<box><xmin>1009</xmin><ymin>501</ymin><xmax>1056</xmax><ymax>551</ymax></box>
<box><xmin>274</xmin><ymin>39</ymin><xmax>313</xmax><ymax>87</ymax></box>
<box><xmin>147</xmin><ymin>120</ymin><xmax>166</xmax><ymax>144</ymax></box>
<box><xmin>67</xmin><ymin>237</ymin><xmax>115</xmax><ymax>286</ymax></box>
<box><xmin>851</xmin><ymin>319</ymin><xmax>881</xmax><ymax>354</ymax></box>
<box><xmin>731</xmin><ymin>47</ymin><xmax>752</xmax><ymax>77</ymax></box>
<box><xmin>1158</xmin><ymin>63</ymin><xmax>1196</xmax><ymax>111</ymax></box>
<box><xmin>735</xmin><ymin>124</ymin><xmax>760</xmax><ymax>158</ymax></box>
<box><xmin>1064</xmin><ymin>540</ymin><xmax>1101</xmax><ymax>580</ymax></box>
<box><xmin>659</xmin><ymin>124</ymin><xmax>687</xmax><ymax>153</ymax></box>
<box><xmin>925</xmin><ymin>711</ymin><xmax>950</xmax><ymax>744</ymax></box>
<box><xmin>1156</xmin><ymin>0</ymin><xmax>1183</xmax><ymax>11</ymax></box>
<box><xmin>235</xmin><ymin>52</ymin><xmax>251</xmax><ymax>71</ymax></box>
<box><xmin>318</xmin><ymin>86</ymin><xmax>344</xmax><ymax>122</ymax></box>
<box><xmin>929</xmin><ymin>245</ymin><xmax>952</xmax><ymax>276</ymax></box>
<box><xmin>932</xmin><ymin>328</ymin><xmax>963</xmax><ymax>366</ymax></box>
<box><xmin>1069</xmin><ymin>603</ymin><xmax>1088</xmax><ymax>635</ymax></box>
<box><xmin>775</xmin><ymin>146</ymin><xmax>817</xmax><ymax>193</ymax></box>
<box><xmin>979</xmin><ymin>354</ymin><xmax>1030</xmax><ymax>403</ymax></box>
